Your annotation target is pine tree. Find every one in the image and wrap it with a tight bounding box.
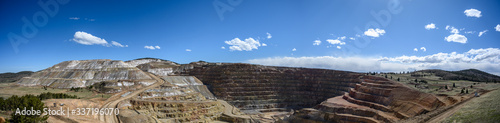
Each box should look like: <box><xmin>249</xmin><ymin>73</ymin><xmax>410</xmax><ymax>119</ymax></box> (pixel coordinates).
<box><xmin>9</xmin><ymin>95</ymin><xmax>49</xmax><ymax>123</ymax></box>
<box><xmin>453</xmin><ymin>83</ymin><xmax>455</xmax><ymax>87</ymax></box>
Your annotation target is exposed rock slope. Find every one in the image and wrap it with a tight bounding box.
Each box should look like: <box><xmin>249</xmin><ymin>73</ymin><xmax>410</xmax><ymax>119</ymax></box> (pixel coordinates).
<box><xmin>17</xmin><ymin>59</ymin><xmax>155</xmax><ymax>88</ymax></box>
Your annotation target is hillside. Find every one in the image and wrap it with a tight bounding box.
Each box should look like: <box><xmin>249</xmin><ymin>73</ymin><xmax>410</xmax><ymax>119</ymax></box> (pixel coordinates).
<box><xmin>416</xmin><ymin>69</ymin><xmax>500</xmax><ymax>82</ymax></box>
<box><xmin>0</xmin><ymin>71</ymin><xmax>33</xmax><ymax>83</ymax></box>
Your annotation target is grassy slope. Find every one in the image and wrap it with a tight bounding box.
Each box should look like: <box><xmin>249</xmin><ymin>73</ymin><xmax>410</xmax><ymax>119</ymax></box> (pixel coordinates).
<box><xmin>0</xmin><ymin>83</ymin><xmax>110</xmax><ymax>99</ymax></box>
<box><xmin>443</xmin><ymin>89</ymin><xmax>500</xmax><ymax>123</ymax></box>
<box><xmin>375</xmin><ymin>73</ymin><xmax>500</xmax><ymax>96</ymax></box>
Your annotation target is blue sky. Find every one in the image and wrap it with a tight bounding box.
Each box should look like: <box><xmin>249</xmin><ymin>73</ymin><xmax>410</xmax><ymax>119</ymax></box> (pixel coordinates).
<box><xmin>1</xmin><ymin>0</ymin><xmax>500</xmax><ymax>75</ymax></box>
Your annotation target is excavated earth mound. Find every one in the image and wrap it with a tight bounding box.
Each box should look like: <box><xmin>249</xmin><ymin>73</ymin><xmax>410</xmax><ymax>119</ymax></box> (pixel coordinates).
<box><xmin>126</xmin><ymin>76</ymin><xmax>224</xmax><ymax>122</ymax></box>
<box><xmin>17</xmin><ymin>59</ymin><xmax>155</xmax><ymax>88</ymax></box>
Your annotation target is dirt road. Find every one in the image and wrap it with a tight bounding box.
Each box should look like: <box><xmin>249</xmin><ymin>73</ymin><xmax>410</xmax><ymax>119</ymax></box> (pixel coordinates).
<box><xmin>98</xmin><ymin>73</ymin><xmax>165</xmax><ymax>123</ymax></box>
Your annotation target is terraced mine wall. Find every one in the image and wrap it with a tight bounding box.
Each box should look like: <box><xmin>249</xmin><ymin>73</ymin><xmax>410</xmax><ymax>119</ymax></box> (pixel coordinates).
<box><xmin>286</xmin><ymin>76</ymin><xmax>448</xmax><ymax>122</ymax></box>
<box><xmin>183</xmin><ymin>63</ymin><xmax>364</xmax><ymax>111</ymax></box>
<box><xmin>17</xmin><ymin>59</ymin><xmax>155</xmax><ymax>88</ymax></box>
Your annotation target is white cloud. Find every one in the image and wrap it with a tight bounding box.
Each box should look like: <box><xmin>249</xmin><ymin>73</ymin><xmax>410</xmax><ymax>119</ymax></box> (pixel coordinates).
<box><xmin>465</xmin><ymin>31</ymin><xmax>474</xmax><ymax>34</ymax></box>
<box><xmin>414</xmin><ymin>48</ymin><xmax>418</xmax><ymax>52</ymax></box>
<box><xmin>420</xmin><ymin>47</ymin><xmax>426</xmax><ymax>52</ymax></box>
<box><xmin>111</xmin><ymin>41</ymin><xmax>127</xmax><ymax>47</ymax></box>
<box><xmin>340</xmin><ymin>36</ymin><xmax>346</xmax><ymax>40</ymax></box>
<box><xmin>464</xmin><ymin>8</ymin><xmax>482</xmax><ymax>18</ymax></box>
<box><xmin>496</xmin><ymin>24</ymin><xmax>500</xmax><ymax>32</ymax></box>
<box><xmin>262</xmin><ymin>43</ymin><xmax>267</xmax><ymax>46</ymax></box>
<box><xmin>69</xmin><ymin>17</ymin><xmax>80</xmax><ymax>20</ymax></box>
<box><xmin>186</xmin><ymin>49</ymin><xmax>191</xmax><ymax>52</ymax></box>
<box><xmin>248</xmin><ymin>48</ymin><xmax>500</xmax><ymax>75</ymax></box>
<box><xmin>313</xmin><ymin>40</ymin><xmax>321</xmax><ymax>45</ymax></box>
<box><xmin>446</xmin><ymin>26</ymin><xmax>460</xmax><ymax>34</ymax></box>
<box><xmin>72</xmin><ymin>31</ymin><xmax>127</xmax><ymax>47</ymax></box>
<box><xmin>479</xmin><ymin>30</ymin><xmax>488</xmax><ymax>37</ymax></box>
<box><xmin>425</xmin><ymin>23</ymin><xmax>436</xmax><ymax>30</ymax></box>
<box><xmin>349</xmin><ymin>37</ymin><xmax>355</xmax><ymax>40</ymax></box>
<box><xmin>72</xmin><ymin>31</ymin><xmax>130</xmax><ymax>48</ymax></box>
<box><xmin>72</xmin><ymin>31</ymin><xmax>107</xmax><ymax>45</ymax></box>
<box><xmin>266</xmin><ymin>32</ymin><xmax>272</xmax><ymax>39</ymax></box>
<box><xmin>292</xmin><ymin>48</ymin><xmax>296</xmax><ymax>51</ymax></box>
<box><xmin>336</xmin><ymin>46</ymin><xmax>341</xmax><ymax>49</ymax></box>
<box><xmin>326</xmin><ymin>39</ymin><xmax>346</xmax><ymax>45</ymax></box>
<box><xmin>221</xmin><ymin>46</ymin><xmax>226</xmax><ymax>49</ymax></box>
<box><xmin>224</xmin><ymin>38</ymin><xmax>262</xmax><ymax>51</ymax></box>
<box><xmin>144</xmin><ymin>46</ymin><xmax>155</xmax><ymax>50</ymax></box>
<box><xmin>444</xmin><ymin>26</ymin><xmax>467</xmax><ymax>44</ymax></box>
<box><xmin>445</xmin><ymin>34</ymin><xmax>467</xmax><ymax>43</ymax></box>
<box><xmin>364</xmin><ymin>28</ymin><xmax>386</xmax><ymax>38</ymax></box>
<box><xmin>144</xmin><ymin>45</ymin><xmax>160</xmax><ymax>50</ymax></box>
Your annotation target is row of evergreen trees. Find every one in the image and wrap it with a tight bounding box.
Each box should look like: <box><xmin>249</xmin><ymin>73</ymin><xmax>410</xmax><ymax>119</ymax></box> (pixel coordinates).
<box><xmin>0</xmin><ymin>92</ymin><xmax>78</xmax><ymax>122</ymax></box>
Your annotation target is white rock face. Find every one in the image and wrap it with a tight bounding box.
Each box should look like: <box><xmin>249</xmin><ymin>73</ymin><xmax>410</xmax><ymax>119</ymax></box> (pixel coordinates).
<box><xmin>17</xmin><ymin>59</ymin><xmax>154</xmax><ymax>88</ymax></box>
<box><xmin>126</xmin><ymin>58</ymin><xmax>179</xmax><ymax>76</ymax></box>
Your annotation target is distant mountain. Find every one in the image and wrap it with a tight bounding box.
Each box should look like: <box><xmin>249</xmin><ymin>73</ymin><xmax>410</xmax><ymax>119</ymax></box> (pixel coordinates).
<box><xmin>0</xmin><ymin>71</ymin><xmax>34</xmax><ymax>83</ymax></box>
<box><xmin>417</xmin><ymin>69</ymin><xmax>500</xmax><ymax>82</ymax></box>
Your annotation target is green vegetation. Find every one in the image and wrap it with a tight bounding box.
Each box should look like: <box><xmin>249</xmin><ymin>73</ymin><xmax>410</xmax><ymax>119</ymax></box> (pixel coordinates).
<box><xmin>0</xmin><ymin>95</ymin><xmax>48</xmax><ymax>123</ymax></box>
<box><xmin>444</xmin><ymin>89</ymin><xmax>500</xmax><ymax>122</ymax></box>
<box><xmin>0</xmin><ymin>92</ymin><xmax>78</xmax><ymax>122</ymax></box>
<box><xmin>373</xmin><ymin>71</ymin><xmax>500</xmax><ymax>95</ymax></box>
<box><xmin>0</xmin><ymin>71</ymin><xmax>33</xmax><ymax>83</ymax></box>
<box><xmin>37</xmin><ymin>92</ymin><xmax>78</xmax><ymax>100</ymax></box>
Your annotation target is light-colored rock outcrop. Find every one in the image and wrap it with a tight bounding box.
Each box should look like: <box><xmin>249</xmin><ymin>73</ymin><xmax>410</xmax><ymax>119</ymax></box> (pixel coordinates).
<box><xmin>16</xmin><ymin>59</ymin><xmax>155</xmax><ymax>88</ymax></box>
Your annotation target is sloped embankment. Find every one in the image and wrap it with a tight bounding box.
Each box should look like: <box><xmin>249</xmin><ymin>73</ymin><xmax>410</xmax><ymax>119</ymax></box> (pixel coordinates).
<box><xmin>17</xmin><ymin>59</ymin><xmax>155</xmax><ymax>88</ymax></box>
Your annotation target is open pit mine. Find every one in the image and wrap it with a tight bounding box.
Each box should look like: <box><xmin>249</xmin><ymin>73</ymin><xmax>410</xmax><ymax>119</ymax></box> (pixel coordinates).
<box><xmin>15</xmin><ymin>58</ymin><xmax>463</xmax><ymax>123</ymax></box>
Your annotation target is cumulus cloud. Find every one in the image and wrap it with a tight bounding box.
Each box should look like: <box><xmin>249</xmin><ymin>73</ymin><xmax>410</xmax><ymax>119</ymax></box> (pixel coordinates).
<box><xmin>72</xmin><ymin>31</ymin><xmax>108</xmax><ymax>45</ymax></box>
<box><xmin>414</xmin><ymin>48</ymin><xmax>418</xmax><ymax>52</ymax></box>
<box><xmin>292</xmin><ymin>48</ymin><xmax>297</xmax><ymax>51</ymax></box>
<box><xmin>349</xmin><ymin>37</ymin><xmax>355</xmax><ymax>40</ymax></box>
<box><xmin>266</xmin><ymin>32</ymin><xmax>272</xmax><ymax>39</ymax></box>
<box><xmin>446</xmin><ymin>26</ymin><xmax>460</xmax><ymax>34</ymax></box>
<box><xmin>144</xmin><ymin>45</ymin><xmax>160</xmax><ymax>50</ymax></box>
<box><xmin>496</xmin><ymin>24</ymin><xmax>500</xmax><ymax>32</ymax></box>
<box><xmin>425</xmin><ymin>23</ymin><xmax>436</xmax><ymax>30</ymax></box>
<box><xmin>464</xmin><ymin>8</ymin><xmax>482</xmax><ymax>18</ymax></box>
<box><xmin>479</xmin><ymin>30</ymin><xmax>488</xmax><ymax>37</ymax></box>
<box><xmin>326</xmin><ymin>39</ymin><xmax>346</xmax><ymax>45</ymax></box>
<box><xmin>445</xmin><ymin>34</ymin><xmax>467</xmax><ymax>43</ymax></box>
<box><xmin>186</xmin><ymin>49</ymin><xmax>191</xmax><ymax>52</ymax></box>
<box><xmin>69</xmin><ymin>17</ymin><xmax>80</xmax><ymax>20</ymax></box>
<box><xmin>364</xmin><ymin>28</ymin><xmax>386</xmax><ymax>38</ymax></box>
<box><xmin>221</xmin><ymin>46</ymin><xmax>226</xmax><ymax>49</ymax></box>
<box><xmin>262</xmin><ymin>43</ymin><xmax>267</xmax><ymax>46</ymax></box>
<box><xmin>72</xmin><ymin>31</ymin><xmax>127</xmax><ymax>47</ymax></box>
<box><xmin>445</xmin><ymin>26</ymin><xmax>467</xmax><ymax>43</ymax></box>
<box><xmin>313</xmin><ymin>40</ymin><xmax>321</xmax><ymax>45</ymax></box>
<box><xmin>336</xmin><ymin>46</ymin><xmax>341</xmax><ymax>49</ymax></box>
<box><xmin>420</xmin><ymin>47</ymin><xmax>426</xmax><ymax>52</ymax></box>
<box><xmin>248</xmin><ymin>48</ymin><xmax>500</xmax><ymax>75</ymax></box>
<box><xmin>224</xmin><ymin>38</ymin><xmax>262</xmax><ymax>51</ymax></box>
